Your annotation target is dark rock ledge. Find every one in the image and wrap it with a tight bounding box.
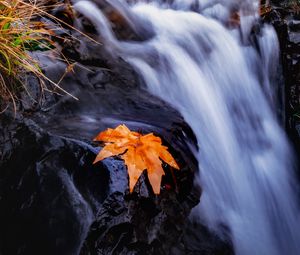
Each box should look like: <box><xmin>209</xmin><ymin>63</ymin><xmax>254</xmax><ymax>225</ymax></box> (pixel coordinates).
<box><xmin>0</xmin><ymin>39</ymin><xmax>201</xmax><ymax>254</ymax></box>
<box><xmin>264</xmin><ymin>1</ymin><xmax>300</xmax><ymax>159</ymax></box>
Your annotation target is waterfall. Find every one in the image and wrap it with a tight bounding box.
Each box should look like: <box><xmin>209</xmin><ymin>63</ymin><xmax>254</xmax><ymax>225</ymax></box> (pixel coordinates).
<box><xmin>74</xmin><ymin>1</ymin><xmax>300</xmax><ymax>254</ymax></box>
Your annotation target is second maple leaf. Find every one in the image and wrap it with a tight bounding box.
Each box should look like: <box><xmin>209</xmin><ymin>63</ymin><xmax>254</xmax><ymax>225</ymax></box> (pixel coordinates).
<box><xmin>93</xmin><ymin>124</ymin><xmax>180</xmax><ymax>194</ymax></box>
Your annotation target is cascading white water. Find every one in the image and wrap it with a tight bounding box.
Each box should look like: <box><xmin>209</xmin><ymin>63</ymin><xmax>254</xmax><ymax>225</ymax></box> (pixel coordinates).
<box><xmin>74</xmin><ymin>0</ymin><xmax>300</xmax><ymax>254</ymax></box>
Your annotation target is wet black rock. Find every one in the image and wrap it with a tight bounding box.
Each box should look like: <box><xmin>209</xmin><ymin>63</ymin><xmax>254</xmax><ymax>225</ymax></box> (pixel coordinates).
<box><xmin>171</xmin><ymin>220</ymin><xmax>233</xmax><ymax>255</ymax></box>
<box><xmin>0</xmin><ymin>112</ymin><xmax>199</xmax><ymax>255</ymax></box>
<box><xmin>0</xmin><ymin>116</ymin><xmax>98</xmax><ymax>255</ymax></box>
<box><xmin>264</xmin><ymin>4</ymin><xmax>300</xmax><ymax>157</ymax></box>
<box><xmin>0</xmin><ymin>42</ymin><xmax>200</xmax><ymax>255</ymax></box>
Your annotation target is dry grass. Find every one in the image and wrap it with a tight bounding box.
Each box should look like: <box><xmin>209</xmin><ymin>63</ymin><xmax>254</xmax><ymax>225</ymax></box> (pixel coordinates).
<box><xmin>0</xmin><ymin>0</ymin><xmax>77</xmax><ymax>113</ymax></box>
<box><xmin>288</xmin><ymin>0</ymin><xmax>300</xmax><ymax>12</ymax></box>
<box><xmin>278</xmin><ymin>0</ymin><xmax>300</xmax><ymax>12</ymax></box>
<box><xmin>260</xmin><ymin>0</ymin><xmax>300</xmax><ymax>15</ymax></box>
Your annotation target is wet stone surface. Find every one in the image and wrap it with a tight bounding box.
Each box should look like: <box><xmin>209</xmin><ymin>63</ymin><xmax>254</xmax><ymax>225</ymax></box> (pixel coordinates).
<box><xmin>264</xmin><ymin>3</ymin><xmax>300</xmax><ymax>159</ymax></box>
<box><xmin>0</xmin><ymin>47</ymin><xmax>203</xmax><ymax>254</ymax></box>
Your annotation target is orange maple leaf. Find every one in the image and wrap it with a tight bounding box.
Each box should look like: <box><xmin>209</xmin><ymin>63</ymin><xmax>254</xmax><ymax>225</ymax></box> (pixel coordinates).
<box><xmin>93</xmin><ymin>124</ymin><xmax>180</xmax><ymax>194</ymax></box>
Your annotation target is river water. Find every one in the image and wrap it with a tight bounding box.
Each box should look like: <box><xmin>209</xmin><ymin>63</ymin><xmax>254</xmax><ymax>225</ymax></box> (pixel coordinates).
<box><xmin>74</xmin><ymin>0</ymin><xmax>300</xmax><ymax>254</ymax></box>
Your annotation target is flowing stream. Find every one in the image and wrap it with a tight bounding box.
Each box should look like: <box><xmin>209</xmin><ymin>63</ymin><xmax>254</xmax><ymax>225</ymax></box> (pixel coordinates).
<box><xmin>74</xmin><ymin>0</ymin><xmax>300</xmax><ymax>254</ymax></box>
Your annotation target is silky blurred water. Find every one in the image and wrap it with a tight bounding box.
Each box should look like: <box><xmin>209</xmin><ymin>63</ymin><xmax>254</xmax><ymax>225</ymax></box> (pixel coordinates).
<box><xmin>74</xmin><ymin>1</ymin><xmax>300</xmax><ymax>254</ymax></box>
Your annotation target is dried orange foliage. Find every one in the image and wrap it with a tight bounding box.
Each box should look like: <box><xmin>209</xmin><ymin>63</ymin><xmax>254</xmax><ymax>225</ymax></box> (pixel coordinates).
<box><xmin>93</xmin><ymin>125</ymin><xmax>180</xmax><ymax>194</ymax></box>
